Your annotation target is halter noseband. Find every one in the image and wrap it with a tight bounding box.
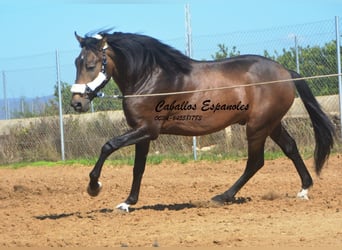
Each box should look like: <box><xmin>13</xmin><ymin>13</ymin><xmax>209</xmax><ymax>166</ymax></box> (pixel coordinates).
<box><xmin>71</xmin><ymin>37</ymin><xmax>109</xmax><ymax>96</ymax></box>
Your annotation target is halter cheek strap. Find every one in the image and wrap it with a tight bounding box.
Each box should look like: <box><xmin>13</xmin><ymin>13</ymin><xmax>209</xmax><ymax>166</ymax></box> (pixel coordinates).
<box><xmin>70</xmin><ymin>71</ymin><xmax>107</xmax><ymax>94</ymax></box>
<box><xmin>71</xmin><ymin>42</ymin><xmax>108</xmax><ymax>95</ymax></box>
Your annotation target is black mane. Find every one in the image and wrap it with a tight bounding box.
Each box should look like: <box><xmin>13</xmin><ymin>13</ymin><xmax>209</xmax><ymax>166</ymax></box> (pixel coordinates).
<box><xmin>103</xmin><ymin>32</ymin><xmax>192</xmax><ymax>84</ymax></box>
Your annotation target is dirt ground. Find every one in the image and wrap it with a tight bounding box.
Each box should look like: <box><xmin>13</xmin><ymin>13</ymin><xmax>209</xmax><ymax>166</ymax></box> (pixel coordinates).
<box><xmin>0</xmin><ymin>154</ymin><xmax>341</xmax><ymax>247</ymax></box>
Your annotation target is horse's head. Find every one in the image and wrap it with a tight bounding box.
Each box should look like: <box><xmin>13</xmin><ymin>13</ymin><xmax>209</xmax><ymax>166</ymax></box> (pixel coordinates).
<box><xmin>71</xmin><ymin>32</ymin><xmax>110</xmax><ymax>112</ymax></box>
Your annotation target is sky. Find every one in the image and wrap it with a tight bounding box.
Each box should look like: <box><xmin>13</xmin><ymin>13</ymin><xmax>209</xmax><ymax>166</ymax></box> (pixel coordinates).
<box><xmin>0</xmin><ymin>0</ymin><xmax>341</xmax><ymax>98</ymax></box>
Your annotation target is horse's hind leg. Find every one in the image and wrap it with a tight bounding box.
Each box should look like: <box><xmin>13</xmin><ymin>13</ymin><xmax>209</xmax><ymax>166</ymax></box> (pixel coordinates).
<box><xmin>270</xmin><ymin>123</ymin><xmax>313</xmax><ymax>199</ymax></box>
<box><xmin>212</xmin><ymin>126</ymin><xmax>267</xmax><ymax>204</ymax></box>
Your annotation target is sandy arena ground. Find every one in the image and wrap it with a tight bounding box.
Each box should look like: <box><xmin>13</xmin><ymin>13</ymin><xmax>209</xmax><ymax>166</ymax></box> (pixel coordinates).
<box><xmin>0</xmin><ymin>154</ymin><xmax>341</xmax><ymax>247</ymax></box>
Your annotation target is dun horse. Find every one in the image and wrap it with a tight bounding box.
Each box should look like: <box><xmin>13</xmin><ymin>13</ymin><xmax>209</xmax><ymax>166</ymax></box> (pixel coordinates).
<box><xmin>71</xmin><ymin>31</ymin><xmax>334</xmax><ymax>212</ymax></box>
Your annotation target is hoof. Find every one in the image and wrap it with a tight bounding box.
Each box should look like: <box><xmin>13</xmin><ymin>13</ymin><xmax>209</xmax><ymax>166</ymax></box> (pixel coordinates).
<box><xmin>211</xmin><ymin>194</ymin><xmax>227</xmax><ymax>205</ymax></box>
<box><xmin>87</xmin><ymin>181</ymin><xmax>102</xmax><ymax>197</ymax></box>
<box><xmin>211</xmin><ymin>194</ymin><xmax>251</xmax><ymax>205</ymax></box>
<box><xmin>297</xmin><ymin>189</ymin><xmax>309</xmax><ymax>200</ymax></box>
<box><xmin>116</xmin><ymin>202</ymin><xmax>130</xmax><ymax>213</ymax></box>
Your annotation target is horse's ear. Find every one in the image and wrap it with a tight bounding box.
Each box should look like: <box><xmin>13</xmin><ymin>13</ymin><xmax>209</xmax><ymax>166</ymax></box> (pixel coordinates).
<box><xmin>74</xmin><ymin>31</ymin><xmax>84</xmax><ymax>45</ymax></box>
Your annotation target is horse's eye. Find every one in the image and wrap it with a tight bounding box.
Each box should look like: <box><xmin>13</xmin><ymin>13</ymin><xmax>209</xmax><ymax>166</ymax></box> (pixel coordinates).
<box><xmin>86</xmin><ymin>63</ymin><xmax>96</xmax><ymax>70</ymax></box>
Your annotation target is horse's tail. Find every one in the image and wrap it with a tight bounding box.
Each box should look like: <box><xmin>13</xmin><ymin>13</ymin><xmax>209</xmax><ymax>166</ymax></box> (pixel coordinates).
<box><xmin>290</xmin><ymin>70</ymin><xmax>335</xmax><ymax>175</ymax></box>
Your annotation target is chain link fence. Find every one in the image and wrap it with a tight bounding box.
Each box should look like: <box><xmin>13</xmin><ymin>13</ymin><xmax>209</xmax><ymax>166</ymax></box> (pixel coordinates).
<box><xmin>0</xmin><ymin>18</ymin><xmax>341</xmax><ymax>164</ymax></box>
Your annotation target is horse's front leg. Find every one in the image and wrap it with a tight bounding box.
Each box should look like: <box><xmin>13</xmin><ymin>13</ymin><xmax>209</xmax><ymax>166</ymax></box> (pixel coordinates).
<box><xmin>116</xmin><ymin>140</ymin><xmax>150</xmax><ymax>212</ymax></box>
<box><xmin>87</xmin><ymin>128</ymin><xmax>151</xmax><ymax>197</ymax></box>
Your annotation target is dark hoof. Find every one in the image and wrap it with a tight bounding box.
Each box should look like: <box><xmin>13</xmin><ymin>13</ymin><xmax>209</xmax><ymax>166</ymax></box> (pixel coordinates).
<box><xmin>87</xmin><ymin>181</ymin><xmax>102</xmax><ymax>197</ymax></box>
<box><xmin>211</xmin><ymin>194</ymin><xmax>251</xmax><ymax>205</ymax></box>
<box><xmin>211</xmin><ymin>194</ymin><xmax>232</xmax><ymax>205</ymax></box>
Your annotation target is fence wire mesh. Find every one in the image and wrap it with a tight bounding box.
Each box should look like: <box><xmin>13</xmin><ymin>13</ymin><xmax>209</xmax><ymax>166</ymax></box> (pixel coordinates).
<box><xmin>0</xmin><ymin>18</ymin><xmax>341</xmax><ymax>164</ymax></box>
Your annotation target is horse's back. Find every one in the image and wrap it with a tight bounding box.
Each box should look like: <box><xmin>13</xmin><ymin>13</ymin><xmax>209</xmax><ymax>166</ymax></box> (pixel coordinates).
<box><xmin>156</xmin><ymin>55</ymin><xmax>295</xmax><ymax>136</ymax></box>
<box><xmin>191</xmin><ymin>55</ymin><xmax>296</xmax><ymax>122</ymax></box>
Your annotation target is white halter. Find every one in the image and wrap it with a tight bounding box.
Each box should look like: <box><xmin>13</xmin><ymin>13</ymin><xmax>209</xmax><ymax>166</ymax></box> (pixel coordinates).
<box><xmin>71</xmin><ymin>34</ymin><xmax>108</xmax><ymax>95</ymax></box>
<box><xmin>70</xmin><ymin>72</ymin><xmax>107</xmax><ymax>94</ymax></box>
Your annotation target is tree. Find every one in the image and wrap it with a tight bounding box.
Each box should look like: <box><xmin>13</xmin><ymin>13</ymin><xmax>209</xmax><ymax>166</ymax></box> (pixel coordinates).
<box><xmin>41</xmin><ymin>81</ymin><xmax>74</xmax><ymax>116</ymax></box>
<box><xmin>211</xmin><ymin>44</ymin><xmax>240</xmax><ymax>60</ymax></box>
<box><xmin>211</xmin><ymin>40</ymin><xmax>339</xmax><ymax>96</ymax></box>
<box><xmin>55</xmin><ymin>81</ymin><xmax>74</xmax><ymax>114</ymax></box>
<box><xmin>91</xmin><ymin>79</ymin><xmax>123</xmax><ymax>111</ymax></box>
<box><xmin>263</xmin><ymin>40</ymin><xmax>339</xmax><ymax>96</ymax></box>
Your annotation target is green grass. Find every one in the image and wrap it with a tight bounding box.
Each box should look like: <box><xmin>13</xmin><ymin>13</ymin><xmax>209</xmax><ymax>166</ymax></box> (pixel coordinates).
<box><xmin>2</xmin><ymin>147</ymin><xmax>337</xmax><ymax>170</ymax></box>
<box><xmin>7</xmin><ymin>161</ymin><xmax>64</xmax><ymax>169</ymax></box>
<box><xmin>0</xmin><ymin>150</ymin><xmax>289</xmax><ymax>169</ymax></box>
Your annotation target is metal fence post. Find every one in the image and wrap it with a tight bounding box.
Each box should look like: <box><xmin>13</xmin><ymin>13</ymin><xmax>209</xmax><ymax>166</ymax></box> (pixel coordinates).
<box><xmin>335</xmin><ymin>16</ymin><xmax>342</xmax><ymax>138</ymax></box>
<box><xmin>185</xmin><ymin>3</ymin><xmax>197</xmax><ymax>160</ymax></box>
<box><xmin>2</xmin><ymin>71</ymin><xmax>9</xmax><ymax>120</ymax></box>
<box><xmin>295</xmin><ymin>35</ymin><xmax>300</xmax><ymax>73</ymax></box>
<box><xmin>56</xmin><ymin>49</ymin><xmax>65</xmax><ymax>161</ymax></box>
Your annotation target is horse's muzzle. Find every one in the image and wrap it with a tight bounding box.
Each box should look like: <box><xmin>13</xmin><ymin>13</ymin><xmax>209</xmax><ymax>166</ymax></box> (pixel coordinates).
<box><xmin>71</xmin><ymin>95</ymin><xmax>90</xmax><ymax>112</ymax></box>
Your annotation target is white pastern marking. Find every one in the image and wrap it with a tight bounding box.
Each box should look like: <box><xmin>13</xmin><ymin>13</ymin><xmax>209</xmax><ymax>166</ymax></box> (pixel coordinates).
<box><xmin>297</xmin><ymin>188</ymin><xmax>309</xmax><ymax>200</ymax></box>
<box><xmin>116</xmin><ymin>202</ymin><xmax>130</xmax><ymax>212</ymax></box>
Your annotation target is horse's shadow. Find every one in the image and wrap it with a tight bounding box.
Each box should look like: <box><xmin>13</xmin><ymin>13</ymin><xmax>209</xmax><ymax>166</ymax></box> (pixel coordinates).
<box><xmin>34</xmin><ymin>203</ymin><xmax>196</xmax><ymax>220</ymax></box>
<box><xmin>34</xmin><ymin>197</ymin><xmax>251</xmax><ymax>220</ymax></box>
<box><xmin>131</xmin><ymin>202</ymin><xmax>196</xmax><ymax>212</ymax></box>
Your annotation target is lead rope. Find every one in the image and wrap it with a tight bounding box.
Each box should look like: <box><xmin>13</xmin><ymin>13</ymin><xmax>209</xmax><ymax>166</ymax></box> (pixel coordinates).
<box><xmin>98</xmin><ymin>73</ymin><xmax>342</xmax><ymax>99</ymax></box>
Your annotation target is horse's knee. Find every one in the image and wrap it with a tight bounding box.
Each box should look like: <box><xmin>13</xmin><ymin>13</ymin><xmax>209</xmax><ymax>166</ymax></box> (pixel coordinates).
<box><xmin>101</xmin><ymin>142</ymin><xmax>115</xmax><ymax>155</ymax></box>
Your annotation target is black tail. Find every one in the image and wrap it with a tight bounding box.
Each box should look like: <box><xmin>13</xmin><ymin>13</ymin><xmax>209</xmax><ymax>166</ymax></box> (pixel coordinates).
<box><xmin>290</xmin><ymin>70</ymin><xmax>335</xmax><ymax>174</ymax></box>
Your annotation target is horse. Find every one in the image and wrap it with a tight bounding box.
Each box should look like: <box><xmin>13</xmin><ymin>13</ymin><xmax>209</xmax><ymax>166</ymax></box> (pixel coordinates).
<box><xmin>70</xmin><ymin>31</ymin><xmax>335</xmax><ymax>212</ymax></box>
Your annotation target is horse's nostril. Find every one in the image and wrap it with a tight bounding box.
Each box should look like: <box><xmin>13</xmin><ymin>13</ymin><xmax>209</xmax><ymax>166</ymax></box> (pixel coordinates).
<box><xmin>71</xmin><ymin>102</ymin><xmax>78</xmax><ymax>107</ymax></box>
<box><xmin>71</xmin><ymin>101</ymin><xmax>82</xmax><ymax>111</ymax></box>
